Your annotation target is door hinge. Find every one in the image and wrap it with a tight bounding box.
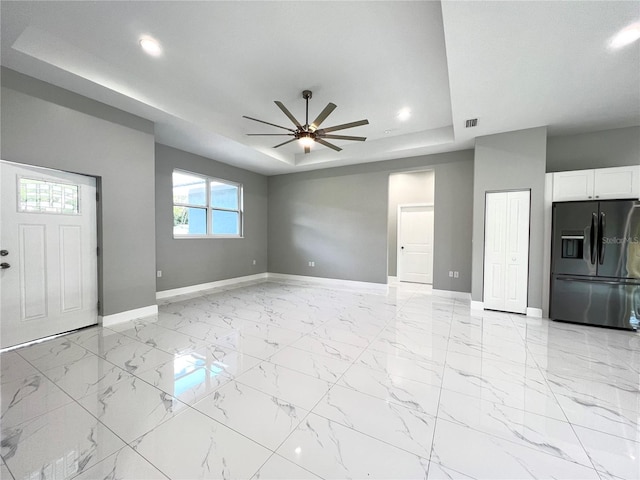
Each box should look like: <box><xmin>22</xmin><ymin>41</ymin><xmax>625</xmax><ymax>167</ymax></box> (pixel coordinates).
<box><xmin>97</xmin><ymin>246</ymin><xmax>100</xmax><ymax>256</ymax></box>
<box><xmin>96</xmin><ymin>191</ymin><xmax>100</xmax><ymax>202</ymax></box>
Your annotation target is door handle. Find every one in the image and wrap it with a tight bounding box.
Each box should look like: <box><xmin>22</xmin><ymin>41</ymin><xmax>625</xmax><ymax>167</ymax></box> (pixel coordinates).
<box><xmin>401</xmin><ymin>246</ymin><xmax>404</xmax><ymax>250</ymax></box>
<box><xmin>0</xmin><ymin>263</ymin><xmax>10</xmax><ymax>269</ymax></box>
<box><xmin>598</xmin><ymin>212</ymin><xmax>606</xmax><ymax>265</ymax></box>
<box><xmin>0</xmin><ymin>250</ymin><xmax>7</xmax><ymax>256</ymax></box>
<box><xmin>590</xmin><ymin>213</ymin><xmax>597</xmax><ymax>265</ymax></box>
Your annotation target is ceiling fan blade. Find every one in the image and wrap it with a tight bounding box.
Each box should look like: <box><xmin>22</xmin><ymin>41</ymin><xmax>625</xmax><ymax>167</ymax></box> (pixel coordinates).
<box><xmin>246</xmin><ymin>133</ymin><xmax>294</xmax><ymax>136</ymax></box>
<box><xmin>315</xmin><ymin>138</ymin><xmax>342</xmax><ymax>152</ymax></box>
<box><xmin>310</xmin><ymin>103</ymin><xmax>337</xmax><ymax>130</ymax></box>
<box><xmin>274</xmin><ymin>101</ymin><xmax>303</xmax><ymax>128</ymax></box>
<box><xmin>319</xmin><ymin>134</ymin><xmax>367</xmax><ymax>141</ymax></box>
<box><xmin>243</xmin><ymin>116</ymin><xmax>295</xmax><ymax>132</ymax></box>
<box><xmin>273</xmin><ymin>138</ymin><xmax>298</xmax><ymax>148</ymax></box>
<box><xmin>304</xmin><ymin>146</ymin><xmax>311</xmax><ymax>154</ymax></box>
<box><xmin>318</xmin><ymin>119</ymin><xmax>369</xmax><ymax>134</ymax></box>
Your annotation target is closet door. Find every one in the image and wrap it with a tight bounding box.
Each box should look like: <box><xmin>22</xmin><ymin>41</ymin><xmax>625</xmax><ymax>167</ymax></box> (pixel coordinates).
<box><xmin>483</xmin><ymin>190</ymin><xmax>530</xmax><ymax>313</ymax></box>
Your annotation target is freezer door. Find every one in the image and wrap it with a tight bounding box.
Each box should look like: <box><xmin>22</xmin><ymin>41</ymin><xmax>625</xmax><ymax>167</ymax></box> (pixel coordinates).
<box><xmin>552</xmin><ymin>201</ymin><xmax>598</xmax><ymax>276</ymax></box>
<box><xmin>550</xmin><ymin>275</ymin><xmax>640</xmax><ymax>330</ymax></box>
<box><xmin>597</xmin><ymin>200</ymin><xmax>640</xmax><ymax>279</ymax></box>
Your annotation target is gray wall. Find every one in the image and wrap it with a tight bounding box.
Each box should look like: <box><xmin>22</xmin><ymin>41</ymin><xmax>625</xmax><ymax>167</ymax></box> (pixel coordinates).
<box><xmin>547</xmin><ymin>126</ymin><xmax>640</xmax><ymax>172</ymax></box>
<box><xmin>268</xmin><ymin>150</ymin><xmax>474</xmax><ymax>291</ymax></box>
<box><xmin>155</xmin><ymin>144</ymin><xmax>268</xmax><ymax>291</ymax></box>
<box><xmin>471</xmin><ymin>127</ymin><xmax>547</xmax><ymax>308</ymax></box>
<box><xmin>387</xmin><ymin>171</ymin><xmax>435</xmax><ymax>277</ymax></box>
<box><xmin>1</xmin><ymin>68</ymin><xmax>156</xmax><ymax>315</ymax></box>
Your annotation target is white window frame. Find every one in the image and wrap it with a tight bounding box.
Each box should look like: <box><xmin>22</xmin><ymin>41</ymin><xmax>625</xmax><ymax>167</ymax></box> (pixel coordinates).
<box><xmin>173</xmin><ymin>169</ymin><xmax>244</xmax><ymax>239</ymax></box>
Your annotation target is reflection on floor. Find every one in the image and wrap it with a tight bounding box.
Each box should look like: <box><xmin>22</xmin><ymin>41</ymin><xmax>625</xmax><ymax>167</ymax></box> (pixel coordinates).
<box><xmin>1</xmin><ymin>280</ymin><xmax>639</xmax><ymax>479</ymax></box>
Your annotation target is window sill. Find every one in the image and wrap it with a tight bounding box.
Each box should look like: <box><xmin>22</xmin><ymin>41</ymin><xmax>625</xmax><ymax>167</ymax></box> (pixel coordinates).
<box><xmin>173</xmin><ymin>235</ymin><xmax>244</xmax><ymax>239</ymax></box>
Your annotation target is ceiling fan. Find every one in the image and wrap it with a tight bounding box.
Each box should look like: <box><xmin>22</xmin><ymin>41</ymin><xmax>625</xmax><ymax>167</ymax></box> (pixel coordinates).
<box><xmin>243</xmin><ymin>90</ymin><xmax>369</xmax><ymax>154</ymax></box>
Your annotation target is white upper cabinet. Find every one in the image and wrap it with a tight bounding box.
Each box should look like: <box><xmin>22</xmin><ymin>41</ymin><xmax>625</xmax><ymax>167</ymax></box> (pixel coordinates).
<box><xmin>552</xmin><ymin>170</ymin><xmax>595</xmax><ymax>201</ymax></box>
<box><xmin>593</xmin><ymin>166</ymin><xmax>639</xmax><ymax>199</ymax></box>
<box><xmin>552</xmin><ymin>166</ymin><xmax>640</xmax><ymax>202</ymax></box>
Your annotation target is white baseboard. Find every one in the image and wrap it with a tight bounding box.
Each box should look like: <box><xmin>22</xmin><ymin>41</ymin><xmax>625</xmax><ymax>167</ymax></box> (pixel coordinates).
<box><xmin>526</xmin><ymin>307</ymin><xmax>543</xmax><ymax>318</ymax></box>
<box><xmin>101</xmin><ymin>305</ymin><xmax>158</xmax><ymax>327</ymax></box>
<box><xmin>470</xmin><ymin>300</ymin><xmax>485</xmax><ymax>310</ymax></box>
<box><xmin>267</xmin><ymin>273</ymin><xmax>388</xmax><ymax>293</ymax></box>
<box><xmin>387</xmin><ymin>276</ymin><xmax>398</xmax><ymax>284</ymax></box>
<box><xmin>432</xmin><ymin>289</ymin><xmax>471</xmax><ymax>301</ymax></box>
<box><xmin>156</xmin><ymin>273</ymin><xmax>268</xmax><ymax>300</ymax></box>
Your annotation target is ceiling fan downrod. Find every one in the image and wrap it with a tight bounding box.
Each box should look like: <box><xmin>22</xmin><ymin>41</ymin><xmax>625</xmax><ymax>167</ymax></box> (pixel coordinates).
<box><xmin>302</xmin><ymin>90</ymin><xmax>312</xmax><ymax>131</ymax></box>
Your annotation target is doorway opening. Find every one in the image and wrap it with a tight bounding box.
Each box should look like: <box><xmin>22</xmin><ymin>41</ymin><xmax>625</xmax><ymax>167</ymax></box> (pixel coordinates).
<box><xmin>387</xmin><ymin>171</ymin><xmax>435</xmax><ymax>284</ymax></box>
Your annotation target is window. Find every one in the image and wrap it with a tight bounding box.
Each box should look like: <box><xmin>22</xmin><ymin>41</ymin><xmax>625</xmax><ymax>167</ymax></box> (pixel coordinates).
<box><xmin>18</xmin><ymin>177</ymin><xmax>80</xmax><ymax>214</ymax></box>
<box><xmin>172</xmin><ymin>170</ymin><xmax>243</xmax><ymax>237</ymax></box>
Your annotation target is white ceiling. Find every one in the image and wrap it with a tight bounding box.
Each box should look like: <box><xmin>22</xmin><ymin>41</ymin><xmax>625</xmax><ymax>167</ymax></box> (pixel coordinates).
<box><xmin>2</xmin><ymin>1</ymin><xmax>638</xmax><ymax>175</ymax></box>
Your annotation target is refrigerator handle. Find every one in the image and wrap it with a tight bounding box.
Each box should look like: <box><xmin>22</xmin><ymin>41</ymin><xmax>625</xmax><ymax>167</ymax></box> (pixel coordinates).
<box><xmin>598</xmin><ymin>212</ymin><xmax>606</xmax><ymax>265</ymax></box>
<box><xmin>590</xmin><ymin>212</ymin><xmax>597</xmax><ymax>265</ymax></box>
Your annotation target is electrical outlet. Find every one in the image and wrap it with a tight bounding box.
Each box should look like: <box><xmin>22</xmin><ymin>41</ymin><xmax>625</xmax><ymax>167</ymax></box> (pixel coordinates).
<box><xmin>252</xmin><ymin>260</ymin><xmax>256</xmax><ymax>265</ymax></box>
<box><xmin>156</xmin><ymin>270</ymin><xmax>162</xmax><ymax>278</ymax></box>
<box><xmin>454</xmin><ymin>271</ymin><xmax>459</xmax><ymax>278</ymax></box>
<box><xmin>448</xmin><ymin>271</ymin><xmax>453</xmax><ymax>277</ymax></box>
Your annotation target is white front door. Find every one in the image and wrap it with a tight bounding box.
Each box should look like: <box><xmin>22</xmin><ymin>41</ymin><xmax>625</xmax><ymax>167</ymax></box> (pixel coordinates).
<box><xmin>483</xmin><ymin>190</ymin><xmax>530</xmax><ymax>314</ymax></box>
<box><xmin>398</xmin><ymin>205</ymin><xmax>434</xmax><ymax>284</ymax></box>
<box><xmin>0</xmin><ymin>160</ymin><xmax>98</xmax><ymax>349</ymax></box>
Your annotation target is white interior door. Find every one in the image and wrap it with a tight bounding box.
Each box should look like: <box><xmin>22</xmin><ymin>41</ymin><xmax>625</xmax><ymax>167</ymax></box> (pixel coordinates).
<box><xmin>0</xmin><ymin>160</ymin><xmax>98</xmax><ymax>349</ymax></box>
<box><xmin>398</xmin><ymin>205</ymin><xmax>434</xmax><ymax>284</ymax></box>
<box><xmin>483</xmin><ymin>190</ymin><xmax>530</xmax><ymax>314</ymax></box>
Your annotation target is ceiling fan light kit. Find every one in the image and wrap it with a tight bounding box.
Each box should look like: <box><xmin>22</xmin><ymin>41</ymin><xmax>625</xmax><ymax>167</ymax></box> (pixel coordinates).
<box><xmin>243</xmin><ymin>90</ymin><xmax>369</xmax><ymax>154</ymax></box>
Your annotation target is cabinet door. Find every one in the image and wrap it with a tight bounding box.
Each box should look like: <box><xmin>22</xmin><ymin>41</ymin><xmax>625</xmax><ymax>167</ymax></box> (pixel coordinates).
<box><xmin>593</xmin><ymin>166</ymin><xmax>640</xmax><ymax>200</ymax></box>
<box><xmin>552</xmin><ymin>170</ymin><xmax>594</xmax><ymax>201</ymax></box>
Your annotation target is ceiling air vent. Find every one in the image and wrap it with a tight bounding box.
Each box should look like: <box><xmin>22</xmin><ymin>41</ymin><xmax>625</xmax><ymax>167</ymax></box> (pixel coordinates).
<box><xmin>465</xmin><ymin>118</ymin><xmax>478</xmax><ymax>128</ymax></box>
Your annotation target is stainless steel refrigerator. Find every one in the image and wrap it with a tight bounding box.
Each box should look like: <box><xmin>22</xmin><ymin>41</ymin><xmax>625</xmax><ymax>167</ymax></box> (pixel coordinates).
<box><xmin>550</xmin><ymin>200</ymin><xmax>640</xmax><ymax>330</ymax></box>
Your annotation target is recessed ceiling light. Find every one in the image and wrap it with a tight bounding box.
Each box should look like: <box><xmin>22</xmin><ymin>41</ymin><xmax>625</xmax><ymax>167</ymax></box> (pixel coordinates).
<box><xmin>609</xmin><ymin>22</ymin><xmax>640</xmax><ymax>49</ymax></box>
<box><xmin>397</xmin><ymin>108</ymin><xmax>411</xmax><ymax>121</ymax></box>
<box><xmin>139</xmin><ymin>36</ymin><xmax>162</xmax><ymax>57</ymax></box>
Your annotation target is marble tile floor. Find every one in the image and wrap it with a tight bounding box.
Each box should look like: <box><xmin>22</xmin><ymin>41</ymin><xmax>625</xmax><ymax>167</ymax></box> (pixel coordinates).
<box><xmin>1</xmin><ymin>280</ymin><xmax>639</xmax><ymax>479</ymax></box>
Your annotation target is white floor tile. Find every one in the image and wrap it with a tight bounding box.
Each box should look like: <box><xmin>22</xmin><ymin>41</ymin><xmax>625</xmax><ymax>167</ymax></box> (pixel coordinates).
<box><xmin>235</xmin><ymin>361</ymin><xmax>331</xmax><ymax>410</ymax></box>
<box><xmin>135</xmin><ymin>355</ymin><xmax>233</xmax><ymax>405</ymax></box>
<box><xmin>251</xmin><ymin>454</ymin><xmax>322</xmax><ymax>480</ymax></box>
<box><xmin>193</xmin><ymin>380</ymin><xmax>309</xmax><ymax>450</ymax></box>
<box><xmin>573</xmin><ymin>425</ymin><xmax>640</xmax><ymax>479</ymax></box>
<box><xmin>437</xmin><ymin>388</ymin><xmax>592</xmax><ymax>467</ymax></box>
<box><xmin>339</xmin><ymin>363</ymin><xmax>442</xmax><ymax>416</ymax></box>
<box><xmin>133</xmin><ymin>407</ymin><xmax>272</xmax><ymax>480</ymax></box>
<box><xmin>17</xmin><ymin>337</ymin><xmax>93</xmax><ymax>370</ymax></box>
<box><xmin>269</xmin><ymin>346</ymin><xmax>353</xmax><ymax>382</ymax></box>
<box><xmin>73</xmin><ymin>446</ymin><xmax>169</xmax><ymax>479</ymax></box>
<box><xmin>277</xmin><ymin>413</ymin><xmax>430</xmax><ymax>479</ymax></box>
<box><xmin>312</xmin><ymin>384</ymin><xmax>436</xmax><ymax>457</ymax></box>
<box><xmin>78</xmin><ymin>376</ymin><xmax>187</xmax><ymax>442</ymax></box>
<box><xmin>1</xmin><ymin>402</ymin><xmax>126</xmax><ymax>480</ymax></box>
<box><xmin>431</xmin><ymin>418</ymin><xmax>600</xmax><ymax>479</ymax></box>
<box><xmin>0</xmin><ymin>373</ymin><xmax>73</xmax><ymax>428</ymax></box>
<box><xmin>0</xmin><ymin>352</ymin><xmax>38</xmax><ymax>384</ymax></box>
<box><xmin>42</xmin><ymin>353</ymin><xmax>133</xmax><ymax>400</ymax></box>
<box><xmin>2</xmin><ymin>281</ymin><xmax>637</xmax><ymax>480</ymax></box>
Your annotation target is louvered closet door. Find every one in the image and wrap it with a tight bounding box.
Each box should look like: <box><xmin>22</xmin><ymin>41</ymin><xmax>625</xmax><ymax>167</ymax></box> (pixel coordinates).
<box><xmin>0</xmin><ymin>160</ymin><xmax>98</xmax><ymax>349</ymax></box>
<box><xmin>483</xmin><ymin>190</ymin><xmax>530</xmax><ymax>314</ymax></box>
